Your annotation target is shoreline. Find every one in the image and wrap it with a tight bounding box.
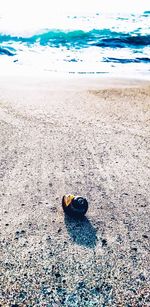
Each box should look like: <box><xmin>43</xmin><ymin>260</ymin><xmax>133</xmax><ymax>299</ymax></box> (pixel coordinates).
<box><xmin>0</xmin><ymin>74</ymin><xmax>150</xmax><ymax>306</ymax></box>
<box><xmin>0</xmin><ymin>70</ymin><xmax>150</xmax><ymax>92</ymax></box>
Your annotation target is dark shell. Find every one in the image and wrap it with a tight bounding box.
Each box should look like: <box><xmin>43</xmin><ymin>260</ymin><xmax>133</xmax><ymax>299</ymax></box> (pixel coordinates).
<box><xmin>62</xmin><ymin>196</ymin><xmax>88</xmax><ymax>218</ymax></box>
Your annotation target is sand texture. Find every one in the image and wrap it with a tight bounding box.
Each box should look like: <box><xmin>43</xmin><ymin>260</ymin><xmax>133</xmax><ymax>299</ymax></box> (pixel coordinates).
<box><xmin>0</xmin><ymin>76</ymin><xmax>150</xmax><ymax>306</ymax></box>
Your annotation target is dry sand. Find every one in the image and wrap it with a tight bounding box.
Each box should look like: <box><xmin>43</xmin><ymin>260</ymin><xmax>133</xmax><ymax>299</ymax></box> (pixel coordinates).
<box><xmin>0</xmin><ymin>75</ymin><xmax>150</xmax><ymax>306</ymax></box>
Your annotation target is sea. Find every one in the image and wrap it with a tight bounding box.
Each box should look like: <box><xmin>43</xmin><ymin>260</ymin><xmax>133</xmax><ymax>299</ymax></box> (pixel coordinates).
<box><xmin>0</xmin><ymin>2</ymin><xmax>150</xmax><ymax>79</ymax></box>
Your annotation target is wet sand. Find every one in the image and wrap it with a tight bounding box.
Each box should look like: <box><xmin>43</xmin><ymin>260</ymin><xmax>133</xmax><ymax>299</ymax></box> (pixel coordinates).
<box><xmin>0</xmin><ymin>75</ymin><xmax>150</xmax><ymax>306</ymax></box>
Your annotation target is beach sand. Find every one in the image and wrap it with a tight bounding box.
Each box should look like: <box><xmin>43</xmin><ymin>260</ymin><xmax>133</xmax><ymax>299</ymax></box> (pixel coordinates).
<box><xmin>0</xmin><ymin>74</ymin><xmax>150</xmax><ymax>306</ymax></box>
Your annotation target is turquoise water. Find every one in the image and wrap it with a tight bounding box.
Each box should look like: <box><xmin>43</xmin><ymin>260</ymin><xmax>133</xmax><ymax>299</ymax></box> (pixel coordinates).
<box><xmin>0</xmin><ymin>8</ymin><xmax>150</xmax><ymax>77</ymax></box>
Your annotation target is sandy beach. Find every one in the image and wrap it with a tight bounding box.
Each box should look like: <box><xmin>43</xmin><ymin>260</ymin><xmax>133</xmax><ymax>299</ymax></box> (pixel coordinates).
<box><xmin>0</xmin><ymin>74</ymin><xmax>150</xmax><ymax>306</ymax></box>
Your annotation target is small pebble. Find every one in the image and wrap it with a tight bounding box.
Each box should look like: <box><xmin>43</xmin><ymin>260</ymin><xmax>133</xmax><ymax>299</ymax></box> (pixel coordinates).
<box><xmin>102</xmin><ymin>239</ymin><xmax>107</xmax><ymax>247</ymax></box>
<box><xmin>139</xmin><ymin>273</ymin><xmax>146</xmax><ymax>281</ymax></box>
<box><xmin>142</xmin><ymin>234</ymin><xmax>148</xmax><ymax>239</ymax></box>
<box><xmin>46</xmin><ymin>236</ymin><xmax>51</xmax><ymax>241</ymax></box>
<box><xmin>21</xmin><ymin>230</ymin><xmax>26</xmax><ymax>234</ymax></box>
<box><xmin>131</xmin><ymin>247</ymin><xmax>137</xmax><ymax>252</ymax></box>
<box><xmin>55</xmin><ymin>272</ymin><xmax>61</xmax><ymax>278</ymax></box>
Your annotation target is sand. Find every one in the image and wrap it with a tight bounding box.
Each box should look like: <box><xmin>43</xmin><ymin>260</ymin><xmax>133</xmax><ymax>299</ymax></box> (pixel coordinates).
<box><xmin>0</xmin><ymin>74</ymin><xmax>150</xmax><ymax>306</ymax></box>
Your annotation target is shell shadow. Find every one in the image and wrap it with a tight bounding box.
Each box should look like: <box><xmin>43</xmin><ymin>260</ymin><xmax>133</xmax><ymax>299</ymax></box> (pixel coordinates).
<box><xmin>64</xmin><ymin>214</ymin><xmax>97</xmax><ymax>248</ymax></box>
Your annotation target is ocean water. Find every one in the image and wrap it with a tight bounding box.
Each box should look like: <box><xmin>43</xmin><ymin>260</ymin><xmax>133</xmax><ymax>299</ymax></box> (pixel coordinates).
<box><xmin>0</xmin><ymin>4</ymin><xmax>150</xmax><ymax>78</ymax></box>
